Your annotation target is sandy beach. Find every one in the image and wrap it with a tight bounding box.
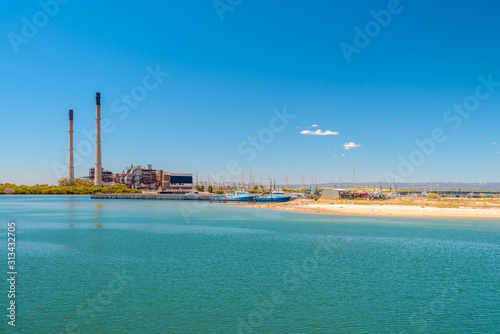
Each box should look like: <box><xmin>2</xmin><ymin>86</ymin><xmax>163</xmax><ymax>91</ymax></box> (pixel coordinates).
<box><xmin>234</xmin><ymin>199</ymin><xmax>500</xmax><ymax>219</ymax></box>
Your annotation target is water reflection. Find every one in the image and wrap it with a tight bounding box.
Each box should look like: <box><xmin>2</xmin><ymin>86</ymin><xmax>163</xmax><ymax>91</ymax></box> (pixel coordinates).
<box><xmin>63</xmin><ymin>197</ymin><xmax>105</xmax><ymax>229</ymax></box>
<box><xmin>66</xmin><ymin>196</ymin><xmax>77</xmax><ymax>229</ymax></box>
<box><xmin>93</xmin><ymin>202</ymin><xmax>104</xmax><ymax>228</ymax></box>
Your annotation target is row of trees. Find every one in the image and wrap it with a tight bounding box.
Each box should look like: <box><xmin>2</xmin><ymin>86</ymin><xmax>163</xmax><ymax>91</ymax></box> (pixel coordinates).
<box><xmin>0</xmin><ymin>179</ymin><xmax>140</xmax><ymax>195</ymax></box>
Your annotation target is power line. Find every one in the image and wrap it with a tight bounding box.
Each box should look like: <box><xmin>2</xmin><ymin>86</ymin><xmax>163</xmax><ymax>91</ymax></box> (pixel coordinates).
<box><xmin>352</xmin><ymin>163</ymin><xmax>356</xmax><ymax>189</ymax></box>
<box><xmin>339</xmin><ymin>156</ymin><xmax>342</xmax><ymax>188</ymax></box>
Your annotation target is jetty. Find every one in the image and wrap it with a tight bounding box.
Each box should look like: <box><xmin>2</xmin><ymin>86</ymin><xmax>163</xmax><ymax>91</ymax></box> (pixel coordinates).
<box><xmin>90</xmin><ymin>193</ymin><xmax>254</xmax><ymax>203</ymax></box>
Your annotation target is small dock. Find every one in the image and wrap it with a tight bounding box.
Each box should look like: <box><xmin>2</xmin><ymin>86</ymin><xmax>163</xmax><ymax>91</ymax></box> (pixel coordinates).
<box><xmin>91</xmin><ymin>193</ymin><xmax>244</xmax><ymax>203</ymax></box>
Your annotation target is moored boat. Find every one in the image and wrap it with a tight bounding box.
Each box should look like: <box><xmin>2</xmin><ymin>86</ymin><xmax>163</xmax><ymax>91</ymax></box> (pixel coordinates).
<box><xmin>256</xmin><ymin>189</ymin><xmax>291</xmax><ymax>203</ymax></box>
<box><xmin>225</xmin><ymin>191</ymin><xmax>257</xmax><ymax>202</ymax></box>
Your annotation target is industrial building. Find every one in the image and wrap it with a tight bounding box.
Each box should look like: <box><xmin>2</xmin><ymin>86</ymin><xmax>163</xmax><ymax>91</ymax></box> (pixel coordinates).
<box><xmin>87</xmin><ymin>167</ymin><xmax>114</xmax><ymax>185</ymax></box>
<box><xmin>68</xmin><ymin>92</ymin><xmax>193</xmax><ymax>192</ymax></box>
<box><xmin>156</xmin><ymin>171</ymin><xmax>193</xmax><ymax>193</ymax></box>
<box><xmin>322</xmin><ymin>188</ymin><xmax>349</xmax><ymax>199</ymax></box>
<box><xmin>113</xmin><ymin>165</ymin><xmax>158</xmax><ymax>190</ymax></box>
<box><xmin>85</xmin><ymin>164</ymin><xmax>193</xmax><ymax>192</ymax></box>
<box><xmin>322</xmin><ymin>188</ymin><xmax>371</xmax><ymax>199</ymax></box>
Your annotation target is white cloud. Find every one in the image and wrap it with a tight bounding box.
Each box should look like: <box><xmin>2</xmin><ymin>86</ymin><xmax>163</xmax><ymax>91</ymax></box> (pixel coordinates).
<box><xmin>301</xmin><ymin>129</ymin><xmax>339</xmax><ymax>136</ymax></box>
<box><xmin>494</xmin><ymin>142</ymin><xmax>497</xmax><ymax>145</ymax></box>
<box><xmin>343</xmin><ymin>142</ymin><xmax>361</xmax><ymax>150</ymax></box>
<box><xmin>311</xmin><ymin>124</ymin><xmax>319</xmax><ymax>128</ymax></box>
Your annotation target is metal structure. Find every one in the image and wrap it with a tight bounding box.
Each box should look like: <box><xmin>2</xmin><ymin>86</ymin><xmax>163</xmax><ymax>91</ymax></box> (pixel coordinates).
<box><xmin>95</xmin><ymin>92</ymin><xmax>102</xmax><ymax>186</ymax></box>
<box><xmin>68</xmin><ymin>109</ymin><xmax>74</xmax><ymax>180</ymax></box>
<box><xmin>104</xmin><ymin>164</ymin><xmax>193</xmax><ymax>192</ymax></box>
<box><xmin>88</xmin><ymin>167</ymin><xmax>113</xmax><ymax>184</ymax></box>
<box><xmin>352</xmin><ymin>163</ymin><xmax>356</xmax><ymax>189</ymax></box>
<box><xmin>91</xmin><ymin>193</ymin><xmax>227</xmax><ymax>202</ymax></box>
<box><xmin>113</xmin><ymin>165</ymin><xmax>157</xmax><ymax>190</ymax></box>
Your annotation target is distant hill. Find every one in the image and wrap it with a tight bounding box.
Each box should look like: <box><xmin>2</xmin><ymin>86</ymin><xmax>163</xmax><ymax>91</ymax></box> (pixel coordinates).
<box><xmin>290</xmin><ymin>182</ymin><xmax>500</xmax><ymax>192</ymax></box>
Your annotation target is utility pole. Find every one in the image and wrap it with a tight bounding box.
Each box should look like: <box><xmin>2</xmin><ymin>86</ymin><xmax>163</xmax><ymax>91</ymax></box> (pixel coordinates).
<box><xmin>339</xmin><ymin>156</ymin><xmax>342</xmax><ymax>189</ymax></box>
<box><xmin>285</xmin><ymin>174</ymin><xmax>288</xmax><ymax>188</ymax></box>
<box><xmin>437</xmin><ymin>164</ymin><xmax>440</xmax><ymax>195</ymax></box>
<box><xmin>259</xmin><ymin>169</ymin><xmax>262</xmax><ymax>186</ymax></box>
<box><xmin>352</xmin><ymin>163</ymin><xmax>356</xmax><ymax>190</ymax></box>
<box><xmin>241</xmin><ymin>170</ymin><xmax>244</xmax><ymax>188</ymax></box>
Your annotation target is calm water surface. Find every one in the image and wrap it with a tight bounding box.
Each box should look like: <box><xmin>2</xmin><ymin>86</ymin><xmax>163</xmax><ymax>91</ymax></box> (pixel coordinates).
<box><xmin>0</xmin><ymin>195</ymin><xmax>499</xmax><ymax>333</ymax></box>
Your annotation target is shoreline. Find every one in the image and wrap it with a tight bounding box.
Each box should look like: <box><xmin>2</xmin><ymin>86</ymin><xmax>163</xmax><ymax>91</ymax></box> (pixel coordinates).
<box><xmin>3</xmin><ymin>194</ymin><xmax>500</xmax><ymax>219</ymax></box>
<box><xmin>232</xmin><ymin>200</ymin><xmax>500</xmax><ymax>219</ymax></box>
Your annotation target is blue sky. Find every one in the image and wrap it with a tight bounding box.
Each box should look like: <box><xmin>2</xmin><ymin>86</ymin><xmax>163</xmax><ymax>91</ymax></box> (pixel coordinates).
<box><xmin>1</xmin><ymin>0</ymin><xmax>499</xmax><ymax>185</ymax></box>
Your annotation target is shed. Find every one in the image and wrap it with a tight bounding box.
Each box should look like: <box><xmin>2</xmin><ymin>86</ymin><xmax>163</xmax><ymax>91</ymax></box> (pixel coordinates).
<box><xmin>322</xmin><ymin>188</ymin><xmax>349</xmax><ymax>199</ymax></box>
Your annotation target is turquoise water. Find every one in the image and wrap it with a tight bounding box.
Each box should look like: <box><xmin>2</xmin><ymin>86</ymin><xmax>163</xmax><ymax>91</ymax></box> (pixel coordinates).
<box><xmin>0</xmin><ymin>195</ymin><xmax>499</xmax><ymax>333</ymax></box>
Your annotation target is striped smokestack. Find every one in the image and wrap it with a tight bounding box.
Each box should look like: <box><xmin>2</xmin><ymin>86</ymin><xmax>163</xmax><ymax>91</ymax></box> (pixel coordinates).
<box><xmin>68</xmin><ymin>109</ymin><xmax>74</xmax><ymax>180</ymax></box>
<box><xmin>95</xmin><ymin>92</ymin><xmax>102</xmax><ymax>186</ymax></box>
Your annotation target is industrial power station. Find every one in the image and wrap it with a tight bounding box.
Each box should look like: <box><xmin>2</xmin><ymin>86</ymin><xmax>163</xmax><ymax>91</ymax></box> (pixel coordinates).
<box><xmin>67</xmin><ymin>92</ymin><xmax>193</xmax><ymax>192</ymax></box>
<box><xmin>87</xmin><ymin>165</ymin><xmax>193</xmax><ymax>192</ymax></box>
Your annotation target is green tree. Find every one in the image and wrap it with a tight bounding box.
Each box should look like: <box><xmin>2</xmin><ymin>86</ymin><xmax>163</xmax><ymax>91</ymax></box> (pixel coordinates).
<box><xmin>59</xmin><ymin>178</ymin><xmax>93</xmax><ymax>187</ymax></box>
<box><xmin>207</xmin><ymin>184</ymin><xmax>213</xmax><ymax>193</ymax></box>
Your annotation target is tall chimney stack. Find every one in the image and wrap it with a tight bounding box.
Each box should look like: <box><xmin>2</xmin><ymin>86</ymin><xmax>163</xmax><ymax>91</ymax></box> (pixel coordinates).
<box><xmin>95</xmin><ymin>92</ymin><xmax>102</xmax><ymax>186</ymax></box>
<box><xmin>68</xmin><ymin>109</ymin><xmax>74</xmax><ymax>180</ymax></box>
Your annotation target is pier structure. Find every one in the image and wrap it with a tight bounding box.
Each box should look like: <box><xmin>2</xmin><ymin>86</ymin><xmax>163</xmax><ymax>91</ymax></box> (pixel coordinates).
<box><xmin>90</xmin><ymin>193</ymin><xmax>256</xmax><ymax>203</ymax></box>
